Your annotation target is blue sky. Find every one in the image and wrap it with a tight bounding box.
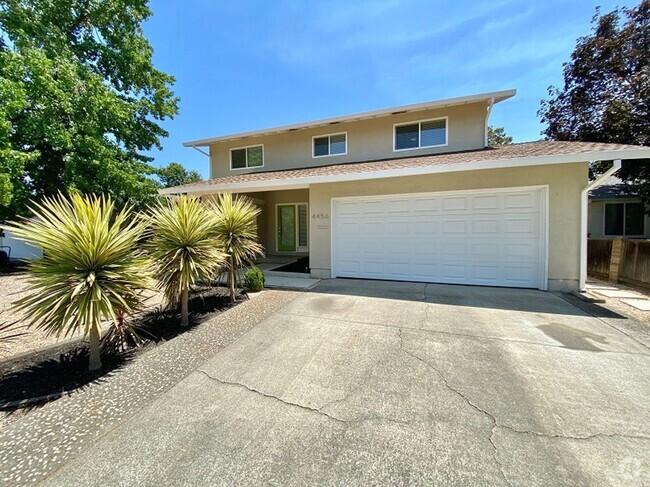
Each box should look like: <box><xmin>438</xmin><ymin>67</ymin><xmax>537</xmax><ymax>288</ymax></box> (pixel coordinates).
<box><xmin>143</xmin><ymin>0</ymin><xmax>633</xmax><ymax>178</ymax></box>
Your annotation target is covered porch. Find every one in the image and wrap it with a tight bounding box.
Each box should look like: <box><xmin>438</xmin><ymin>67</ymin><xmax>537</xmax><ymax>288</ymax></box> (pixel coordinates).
<box><xmin>201</xmin><ymin>187</ymin><xmax>317</xmax><ymax>287</ymax></box>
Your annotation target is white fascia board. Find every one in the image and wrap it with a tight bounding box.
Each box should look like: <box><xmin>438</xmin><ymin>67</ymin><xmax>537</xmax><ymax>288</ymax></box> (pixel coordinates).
<box><xmin>159</xmin><ymin>147</ymin><xmax>650</xmax><ymax>196</ymax></box>
<box><xmin>183</xmin><ymin>89</ymin><xmax>516</xmax><ymax>147</ymax></box>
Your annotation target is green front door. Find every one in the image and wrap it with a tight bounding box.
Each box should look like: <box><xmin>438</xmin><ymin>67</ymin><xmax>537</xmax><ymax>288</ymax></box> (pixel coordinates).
<box><xmin>277</xmin><ymin>205</ymin><xmax>296</xmax><ymax>251</ymax></box>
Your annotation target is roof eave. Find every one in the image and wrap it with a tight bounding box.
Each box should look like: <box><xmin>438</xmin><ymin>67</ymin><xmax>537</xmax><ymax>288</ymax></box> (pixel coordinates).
<box><xmin>183</xmin><ymin>89</ymin><xmax>516</xmax><ymax>147</ymax></box>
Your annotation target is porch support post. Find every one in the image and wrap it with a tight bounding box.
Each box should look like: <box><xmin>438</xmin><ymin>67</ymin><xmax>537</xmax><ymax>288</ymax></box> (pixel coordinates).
<box><xmin>579</xmin><ymin>160</ymin><xmax>621</xmax><ymax>291</ymax></box>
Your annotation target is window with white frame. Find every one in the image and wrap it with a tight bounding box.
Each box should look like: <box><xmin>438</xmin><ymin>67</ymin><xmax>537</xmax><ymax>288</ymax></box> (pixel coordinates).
<box><xmin>230</xmin><ymin>145</ymin><xmax>264</xmax><ymax>169</ymax></box>
<box><xmin>313</xmin><ymin>133</ymin><xmax>347</xmax><ymax>158</ymax></box>
<box><xmin>394</xmin><ymin>118</ymin><xmax>447</xmax><ymax>151</ymax></box>
<box><xmin>604</xmin><ymin>202</ymin><xmax>645</xmax><ymax>236</ymax></box>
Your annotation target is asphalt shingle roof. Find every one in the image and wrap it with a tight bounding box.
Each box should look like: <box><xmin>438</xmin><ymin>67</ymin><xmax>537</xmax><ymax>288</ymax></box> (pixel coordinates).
<box><xmin>588</xmin><ymin>175</ymin><xmax>641</xmax><ymax>199</ymax></box>
<box><xmin>167</xmin><ymin>140</ymin><xmax>649</xmax><ymax>192</ymax></box>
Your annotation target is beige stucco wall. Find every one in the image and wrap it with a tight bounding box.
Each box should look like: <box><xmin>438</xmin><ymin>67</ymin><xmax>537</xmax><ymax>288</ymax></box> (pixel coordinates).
<box><xmin>588</xmin><ymin>199</ymin><xmax>650</xmax><ymax>238</ymax></box>
<box><xmin>308</xmin><ymin>162</ymin><xmax>589</xmax><ymax>292</ymax></box>
<box><xmin>209</xmin><ymin>102</ymin><xmax>488</xmax><ymax>178</ymax></box>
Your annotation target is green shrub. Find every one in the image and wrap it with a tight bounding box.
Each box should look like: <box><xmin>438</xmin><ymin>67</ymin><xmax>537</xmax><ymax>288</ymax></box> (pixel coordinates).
<box><xmin>244</xmin><ymin>267</ymin><xmax>264</xmax><ymax>292</ymax></box>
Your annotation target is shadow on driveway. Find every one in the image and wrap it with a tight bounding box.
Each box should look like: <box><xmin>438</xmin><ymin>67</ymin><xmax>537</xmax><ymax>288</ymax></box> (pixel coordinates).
<box><xmin>310</xmin><ymin>278</ymin><xmax>628</xmax><ymax>319</ymax></box>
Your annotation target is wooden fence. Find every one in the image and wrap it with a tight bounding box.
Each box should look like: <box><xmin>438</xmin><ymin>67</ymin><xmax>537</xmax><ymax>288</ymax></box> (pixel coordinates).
<box><xmin>587</xmin><ymin>239</ymin><xmax>612</xmax><ymax>279</ymax></box>
<box><xmin>588</xmin><ymin>238</ymin><xmax>650</xmax><ymax>288</ymax></box>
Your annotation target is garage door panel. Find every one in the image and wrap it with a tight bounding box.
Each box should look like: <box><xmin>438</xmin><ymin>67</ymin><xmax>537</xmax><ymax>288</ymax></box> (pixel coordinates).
<box><xmin>472</xmin><ymin>219</ymin><xmax>501</xmax><ymax>234</ymax></box>
<box><xmin>362</xmin><ymin>221</ymin><xmax>384</xmax><ymax>234</ymax></box>
<box><xmin>388</xmin><ymin>221</ymin><xmax>409</xmax><ymax>234</ymax></box>
<box><xmin>505</xmin><ymin>217</ymin><xmax>537</xmax><ymax>235</ymax></box>
<box><xmin>333</xmin><ymin>188</ymin><xmax>545</xmax><ymax>289</ymax></box>
<box><xmin>387</xmin><ymin>199</ymin><xmax>410</xmax><ymax>213</ymax></box>
<box><xmin>505</xmin><ymin>192</ymin><xmax>536</xmax><ymax>209</ymax></box>
<box><xmin>504</xmin><ymin>265</ymin><xmax>538</xmax><ymax>283</ymax></box>
<box><xmin>361</xmin><ymin>200</ymin><xmax>383</xmax><ymax>214</ymax></box>
<box><xmin>340</xmin><ymin>240</ymin><xmax>361</xmax><ymax>253</ymax></box>
<box><xmin>442</xmin><ymin>196</ymin><xmax>468</xmax><ymax>211</ymax></box>
<box><xmin>412</xmin><ymin>240</ymin><xmax>436</xmax><ymax>255</ymax></box>
<box><xmin>414</xmin><ymin>198</ymin><xmax>437</xmax><ymax>213</ymax></box>
<box><xmin>361</xmin><ymin>261</ymin><xmax>383</xmax><ymax>276</ymax></box>
<box><xmin>414</xmin><ymin>220</ymin><xmax>437</xmax><ymax>234</ymax></box>
<box><xmin>441</xmin><ymin>241</ymin><xmax>467</xmax><ymax>256</ymax></box>
<box><xmin>473</xmin><ymin>265</ymin><xmax>500</xmax><ymax>281</ymax></box>
<box><xmin>442</xmin><ymin>220</ymin><xmax>468</xmax><ymax>234</ymax></box>
<box><xmin>472</xmin><ymin>195</ymin><xmax>500</xmax><ymax>210</ymax></box>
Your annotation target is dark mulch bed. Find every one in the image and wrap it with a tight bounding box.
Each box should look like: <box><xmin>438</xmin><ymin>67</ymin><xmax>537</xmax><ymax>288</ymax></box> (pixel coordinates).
<box><xmin>273</xmin><ymin>256</ymin><xmax>309</xmax><ymax>274</ymax></box>
<box><xmin>0</xmin><ymin>287</ymin><xmax>241</xmax><ymax>408</ymax></box>
<box><xmin>0</xmin><ymin>260</ymin><xmax>29</xmax><ymax>275</ymax></box>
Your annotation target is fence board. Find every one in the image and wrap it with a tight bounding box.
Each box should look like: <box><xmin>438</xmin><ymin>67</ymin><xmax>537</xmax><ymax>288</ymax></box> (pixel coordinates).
<box><xmin>619</xmin><ymin>239</ymin><xmax>650</xmax><ymax>289</ymax></box>
<box><xmin>587</xmin><ymin>239</ymin><xmax>612</xmax><ymax>278</ymax></box>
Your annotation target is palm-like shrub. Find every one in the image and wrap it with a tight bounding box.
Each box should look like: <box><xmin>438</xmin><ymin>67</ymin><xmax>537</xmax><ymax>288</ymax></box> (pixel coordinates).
<box><xmin>145</xmin><ymin>195</ymin><xmax>226</xmax><ymax>326</ymax></box>
<box><xmin>210</xmin><ymin>193</ymin><xmax>264</xmax><ymax>303</ymax></box>
<box><xmin>5</xmin><ymin>194</ymin><xmax>149</xmax><ymax>371</ymax></box>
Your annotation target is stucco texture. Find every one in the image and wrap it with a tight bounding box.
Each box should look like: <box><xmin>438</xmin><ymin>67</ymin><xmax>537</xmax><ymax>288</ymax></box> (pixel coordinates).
<box><xmin>209</xmin><ymin>102</ymin><xmax>487</xmax><ymax>178</ymax></box>
<box><xmin>308</xmin><ymin>162</ymin><xmax>589</xmax><ymax>292</ymax></box>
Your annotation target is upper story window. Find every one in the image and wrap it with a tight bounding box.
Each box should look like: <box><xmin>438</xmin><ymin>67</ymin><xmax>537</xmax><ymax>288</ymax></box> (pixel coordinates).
<box><xmin>394</xmin><ymin>117</ymin><xmax>447</xmax><ymax>151</ymax></box>
<box><xmin>313</xmin><ymin>132</ymin><xmax>347</xmax><ymax>158</ymax></box>
<box><xmin>605</xmin><ymin>202</ymin><xmax>645</xmax><ymax>236</ymax></box>
<box><xmin>230</xmin><ymin>145</ymin><xmax>264</xmax><ymax>170</ymax></box>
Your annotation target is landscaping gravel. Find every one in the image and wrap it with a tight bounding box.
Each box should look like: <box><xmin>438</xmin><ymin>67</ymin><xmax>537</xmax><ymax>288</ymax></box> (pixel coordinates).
<box><xmin>0</xmin><ymin>272</ymin><xmax>164</xmax><ymax>361</ymax></box>
<box><xmin>0</xmin><ymin>288</ymin><xmax>302</xmax><ymax>485</ymax></box>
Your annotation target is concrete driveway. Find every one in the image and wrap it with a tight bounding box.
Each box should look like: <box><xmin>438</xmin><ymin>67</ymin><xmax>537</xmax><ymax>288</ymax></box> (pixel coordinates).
<box><xmin>44</xmin><ymin>280</ymin><xmax>649</xmax><ymax>486</ymax></box>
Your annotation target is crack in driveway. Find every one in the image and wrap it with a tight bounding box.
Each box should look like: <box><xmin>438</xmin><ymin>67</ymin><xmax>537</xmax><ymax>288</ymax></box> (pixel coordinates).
<box><xmin>397</xmin><ymin>327</ymin><xmax>650</xmax><ymax>485</ymax></box>
<box><xmin>196</xmin><ymin>369</ymin><xmax>413</xmax><ymax>428</ymax></box>
<box><xmin>397</xmin><ymin>328</ymin><xmax>513</xmax><ymax>486</ymax></box>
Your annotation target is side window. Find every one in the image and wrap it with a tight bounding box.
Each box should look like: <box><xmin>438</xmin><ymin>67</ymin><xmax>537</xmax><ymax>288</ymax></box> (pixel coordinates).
<box><xmin>604</xmin><ymin>202</ymin><xmax>645</xmax><ymax>236</ymax></box>
<box><xmin>394</xmin><ymin>118</ymin><xmax>447</xmax><ymax>151</ymax></box>
<box><xmin>313</xmin><ymin>133</ymin><xmax>347</xmax><ymax>158</ymax></box>
<box><xmin>230</xmin><ymin>145</ymin><xmax>264</xmax><ymax>169</ymax></box>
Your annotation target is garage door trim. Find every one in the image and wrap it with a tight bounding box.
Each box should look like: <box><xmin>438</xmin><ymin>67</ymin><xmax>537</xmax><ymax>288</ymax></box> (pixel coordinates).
<box><xmin>330</xmin><ymin>185</ymin><xmax>549</xmax><ymax>290</ymax></box>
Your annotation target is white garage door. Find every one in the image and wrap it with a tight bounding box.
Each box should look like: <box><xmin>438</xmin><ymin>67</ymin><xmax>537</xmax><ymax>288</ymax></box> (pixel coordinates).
<box><xmin>332</xmin><ymin>187</ymin><xmax>547</xmax><ymax>289</ymax></box>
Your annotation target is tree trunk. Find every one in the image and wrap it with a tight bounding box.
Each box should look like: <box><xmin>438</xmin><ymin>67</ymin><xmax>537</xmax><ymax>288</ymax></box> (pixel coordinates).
<box><xmin>229</xmin><ymin>256</ymin><xmax>235</xmax><ymax>304</ymax></box>
<box><xmin>88</xmin><ymin>323</ymin><xmax>102</xmax><ymax>371</ymax></box>
<box><xmin>181</xmin><ymin>287</ymin><xmax>189</xmax><ymax>327</ymax></box>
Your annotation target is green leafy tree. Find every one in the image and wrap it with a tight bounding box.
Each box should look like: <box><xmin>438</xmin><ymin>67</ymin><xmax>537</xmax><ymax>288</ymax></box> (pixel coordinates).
<box><xmin>210</xmin><ymin>193</ymin><xmax>264</xmax><ymax>304</ymax></box>
<box><xmin>0</xmin><ymin>0</ymin><xmax>178</xmax><ymax>221</ymax></box>
<box><xmin>145</xmin><ymin>196</ymin><xmax>226</xmax><ymax>326</ymax></box>
<box><xmin>539</xmin><ymin>1</ymin><xmax>650</xmax><ymax>196</ymax></box>
<box><xmin>5</xmin><ymin>193</ymin><xmax>150</xmax><ymax>370</ymax></box>
<box><xmin>487</xmin><ymin>126</ymin><xmax>513</xmax><ymax>146</ymax></box>
<box><xmin>157</xmin><ymin>162</ymin><xmax>202</xmax><ymax>188</ymax></box>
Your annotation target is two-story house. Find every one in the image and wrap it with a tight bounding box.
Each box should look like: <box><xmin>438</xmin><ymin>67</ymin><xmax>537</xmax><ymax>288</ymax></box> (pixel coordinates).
<box><xmin>161</xmin><ymin>89</ymin><xmax>650</xmax><ymax>292</ymax></box>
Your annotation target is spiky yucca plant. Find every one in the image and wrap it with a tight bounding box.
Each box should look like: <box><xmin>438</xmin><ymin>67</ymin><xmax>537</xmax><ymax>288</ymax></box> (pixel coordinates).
<box><xmin>5</xmin><ymin>194</ymin><xmax>149</xmax><ymax>371</ymax></box>
<box><xmin>145</xmin><ymin>196</ymin><xmax>226</xmax><ymax>326</ymax></box>
<box><xmin>210</xmin><ymin>193</ymin><xmax>264</xmax><ymax>303</ymax></box>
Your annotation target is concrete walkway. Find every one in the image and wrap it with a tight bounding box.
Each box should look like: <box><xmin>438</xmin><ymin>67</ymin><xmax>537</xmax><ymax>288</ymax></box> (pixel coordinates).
<box><xmin>30</xmin><ymin>279</ymin><xmax>650</xmax><ymax>486</ymax></box>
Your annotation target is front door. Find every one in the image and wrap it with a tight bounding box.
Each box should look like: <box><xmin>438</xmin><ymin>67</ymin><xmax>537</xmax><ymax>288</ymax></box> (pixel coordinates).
<box><xmin>277</xmin><ymin>205</ymin><xmax>296</xmax><ymax>251</ymax></box>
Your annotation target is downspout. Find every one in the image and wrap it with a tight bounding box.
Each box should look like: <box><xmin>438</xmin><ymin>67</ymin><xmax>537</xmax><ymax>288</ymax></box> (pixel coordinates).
<box><xmin>579</xmin><ymin>159</ymin><xmax>622</xmax><ymax>290</ymax></box>
<box><xmin>485</xmin><ymin>97</ymin><xmax>495</xmax><ymax>147</ymax></box>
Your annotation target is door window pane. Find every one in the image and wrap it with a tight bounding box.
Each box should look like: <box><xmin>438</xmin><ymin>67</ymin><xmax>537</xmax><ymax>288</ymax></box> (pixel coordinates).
<box><xmin>298</xmin><ymin>204</ymin><xmax>308</xmax><ymax>247</ymax></box>
<box><xmin>625</xmin><ymin>202</ymin><xmax>645</xmax><ymax>235</ymax></box>
<box><xmin>605</xmin><ymin>204</ymin><xmax>624</xmax><ymax>235</ymax></box>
